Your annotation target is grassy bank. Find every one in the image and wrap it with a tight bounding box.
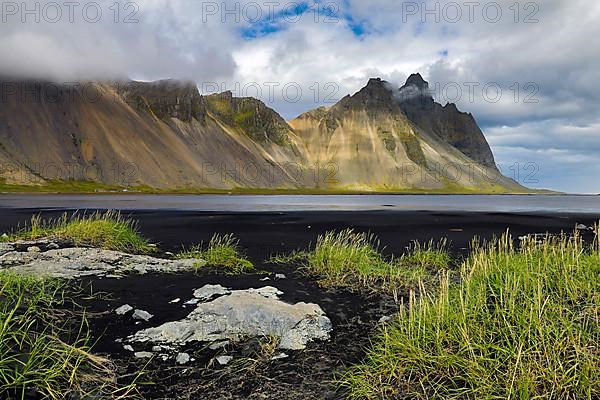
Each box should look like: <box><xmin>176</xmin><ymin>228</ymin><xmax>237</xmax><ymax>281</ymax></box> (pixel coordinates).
<box><xmin>0</xmin><ymin>272</ymin><xmax>121</xmax><ymax>399</ymax></box>
<box><xmin>0</xmin><ymin>180</ymin><xmax>539</xmax><ymax>195</ymax></box>
<box><xmin>1</xmin><ymin>211</ymin><xmax>153</xmax><ymax>254</ymax></box>
<box><xmin>340</xmin><ymin>231</ymin><xmax>600</xmax><ymax>399</ymax></box>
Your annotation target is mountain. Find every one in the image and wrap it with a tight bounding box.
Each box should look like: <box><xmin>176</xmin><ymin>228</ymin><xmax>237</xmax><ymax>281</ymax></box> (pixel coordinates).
<box><xmin>0</xmin><ymin>75</ymin><xmax>525</xmax><ymax>192</ymax></box>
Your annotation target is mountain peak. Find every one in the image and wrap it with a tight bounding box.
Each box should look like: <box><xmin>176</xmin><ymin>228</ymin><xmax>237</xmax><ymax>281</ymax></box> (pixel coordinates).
<box><xmin>403</xmin><ymin>73</ymin><xmax>429</xmax><ymax>90</ymax></box>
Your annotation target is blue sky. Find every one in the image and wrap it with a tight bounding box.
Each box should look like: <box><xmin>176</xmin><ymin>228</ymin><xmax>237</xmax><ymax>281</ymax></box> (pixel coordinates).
<box><xmin>2</xmin><ymin>0</ymin><xmax>599</xmax><ymax>193</ymax></box>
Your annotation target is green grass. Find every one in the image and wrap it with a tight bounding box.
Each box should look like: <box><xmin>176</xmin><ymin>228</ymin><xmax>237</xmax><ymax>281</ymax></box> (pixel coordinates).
<box><xmin>176</xmin><ymin>233</ymin><xmax>254</xmax><ymax>274</ymax></box>
<box><xmin>1</xmin><ymin>211</ymin><xmax>153</xmax><ymax>254</ymax></box>
<box><xmin>339</xmin><ymin>231</ymin><xmax>600</xmax><ymax>399</ymax></box>
<box><xmin>0</xmin><ymin>272</ymin><xmax>116</xmax><ymax>399</ymax></box>
<box><xmin>269</xmin><ymin>229</ymin><xmax>451</xmax><ymax>294</ymax></box>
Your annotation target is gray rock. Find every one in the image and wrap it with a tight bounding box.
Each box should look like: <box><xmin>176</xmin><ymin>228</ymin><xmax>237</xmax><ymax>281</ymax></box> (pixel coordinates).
<box><xmin>123</xmin><ymin>345</ymin><xmax>134</xmax><ymax>352</ymax></box>
<box><xmin>275</xmin><ymin>274</ymin><xmax>287</xmax><ymax>280</ymax></box>
<box><xmin>152</xmin><ymin>346</ymin><xmax>163</xmax><ymax>352</ymax></box>
<box><xmin>176</xmin><ymin>352</ymin><xmax>191</xmax><ymax>365</ymax></box>
<box><xmin>169</xmin><ymin>298</ymin><xmax>181</xmax><ymax>304</ymax></box>
<box><xmin>193</xmin><ymin>284</ymin><xmax>230</xmax><ymax>301</ymax></box>
<box><xmin>0</xmin><ymin>246</ymin><xmax>204</xmax><ymax>278</ymax></box>
<box><xmin>134</xmin><ymin>351</ymin><xmax>154</xmax><ymax>359</ymax></box>
<box><xmin>115</xmin><ymin>304</ymin><xmax>134</xmax><ymax>315</ymax></box>
<box><xmin>216</xmin><ymin>355</ymin><xmax>233</xmax><ymax>366</ymax></box>
<box><xmin>46</xmin><ymin>242</ymin><xmax>60</xmax><ymax>250</ymax></box>
<box><xmin>133</xmin><ymin>309</ymin><xmax>154</xmax><ymax>321</ymax></box>
<box><xmin>129</xmin><ymin>288</ymin><xmax>332</xmax><ymax>350</ymax></box>
<box><xmin>26</xmin><ymin>246</ymin><xmax>41</xmax><ymax>253</ymax></box>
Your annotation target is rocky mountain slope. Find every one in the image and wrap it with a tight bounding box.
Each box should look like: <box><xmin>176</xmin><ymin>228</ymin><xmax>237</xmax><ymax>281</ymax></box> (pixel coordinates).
<box><xmin>0</xmin><ymin>75</ymin><xmax>524</xmax><ymax>192</ymax></box>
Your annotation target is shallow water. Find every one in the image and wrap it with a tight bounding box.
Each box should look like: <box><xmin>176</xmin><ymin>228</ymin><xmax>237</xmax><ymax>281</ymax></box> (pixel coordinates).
<box><xmin>1</xmin><ymin>194</ymin><xmax>600</xmax><ymax>213</ymax></box>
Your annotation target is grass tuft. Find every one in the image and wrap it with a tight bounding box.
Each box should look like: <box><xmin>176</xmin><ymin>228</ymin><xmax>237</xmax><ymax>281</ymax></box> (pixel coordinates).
<box><xmin>0</xmin><ymin>272</ymin><xmax>122</xmax><ymax>399</ymax></box>
<box><xmin>176</xmin><ymin>233</ymin><xmax>254</xmax><ymax>274</ymax></box>
<box><xmin>339</xmin><ymin>230</ymin><xmax>600</xmax><ymax>399</ymax></box>
<box><xmin>270</xmin><ymin>229</ymin><xmax>451</xmax><ymax>294</ymax></box>
<box><xmin>1</xmin><ymin>211</ymin><xmax>153</xmax><ymax>254</ymax></box>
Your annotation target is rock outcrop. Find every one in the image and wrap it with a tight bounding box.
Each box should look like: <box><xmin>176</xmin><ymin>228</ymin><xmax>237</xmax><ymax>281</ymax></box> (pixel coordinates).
<box><xmin>0</xmin><ymin>239</ymin><xmax>201</xmax><ymax>278</ymax></box>
<box><xmin>129</xmin><ymin>284</ymin><xmax>332</xmax><ymax>350</ymax></box>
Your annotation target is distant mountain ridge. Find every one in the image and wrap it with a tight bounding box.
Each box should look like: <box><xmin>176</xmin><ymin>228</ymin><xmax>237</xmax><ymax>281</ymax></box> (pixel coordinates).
<box><xmin>0</xmin><ymin>75</ymin><xmax>525</xmax><ymax>192</ymax></box>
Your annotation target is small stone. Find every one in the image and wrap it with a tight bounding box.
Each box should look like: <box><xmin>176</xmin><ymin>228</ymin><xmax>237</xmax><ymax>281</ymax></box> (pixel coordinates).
<box><xmin>378</xmin><ymin>315</ymin><xmax>393</xmax><ymax>324</ymax></box>
<box><xmin>271</xmin><ymin>353</ymin><xmax>289</xmax><ymax>361</ymax></box>
<box><xmin>160</xmin><ymin>354</ymin><xmax>170</xmax><ymax>361</ymax></box>
<box><xmin>133</xmin><ymin>309</ymin><xmax>154</xmax><ymax>321</ymax></box>
<box><xmin>176</xmin><ymin>352</ymin><xmax>191</xmax><ymax>365</ymax></box>
<box><xmin>134</xmin><ymin>351</ymin><xmax>153</xmax><ymax>359</ymax></box>
<box><xmin>275</xmin><ymin>274</ymin><xmax>287</xmax><ymax>280</ymax></box>
<box><xmin>193</xmin><ymin>284</ymin><xmax>230</xmax><ymax>301</ymax></box>
<box><xmin>152</xmin><ymin>346</ymin><xmax>162</xmax><ymax>352</ymax></box>
<box><xmin>209</xmin><ymin>340</ymin><xmax>229</xmax><ymax>350</ymax></box>
<box><xmin>27</xmin><ymin>246</ymin><xmax>41</xmax><ymax>253</ymax></box>
<box><xmin>169</xmin><ymin>298</ymin><xmax>181</xmax><ymax>304</ymax></box>
<box><xmin>216</xmin><ymin>355</ymin><xmax>233</xmax><ymax>366</ymax></box>
<box><xmin>184</xmin><ymin>299</ymin><xmax>200</xmax><ymax>306</ymax></box>
<box><xmin>123</xmin><ymin>345</ymin><xmax>134</xmax><ymax>352</ymax></box>
<box><xmin>46</xmin><ymin>242</ymin><xmax>60</xmax><ymax>250</ymax></box>
<box><xmin>115</xmin><ymin>304</ymin><xmax>133</xmax><ymax>315</ymax></box>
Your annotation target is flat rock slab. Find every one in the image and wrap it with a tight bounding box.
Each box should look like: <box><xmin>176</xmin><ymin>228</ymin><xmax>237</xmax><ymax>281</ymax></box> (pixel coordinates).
<box><xmin>129</xmin><ymin>286</ymin><xmax>332</xmax><ymax>350</ymax></box>
<box><xmin>0</xmin><ymin>241</ymin><xmax>202</xmax><ymax>278</ymax></box>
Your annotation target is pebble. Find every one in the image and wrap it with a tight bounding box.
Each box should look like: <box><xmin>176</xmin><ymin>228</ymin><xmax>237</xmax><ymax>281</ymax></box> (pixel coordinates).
<box><xmin>47</xmin><ymin>242</ymin><xmax>60</xmax><ymax>250</ymax></box>
<box><xmin>216</xmin><ymin>355</ymin><xmax>233</xmax><ymax>366</ymax></box>
<box><xmin>133</xmin><ymin>309</ymin><xmax>154</xmax><ymax>321</ymax></box>
<box><xmin>123</xmin><ymin>345</ymin><xmax>134</xmax><ymax>352</ymax></box>
<box><xmin>115</xmin><ymin>304</ymin><xmax>133</xmax><ymax>315</ymax></box>
<box><xmin>271</xmin><ymin>353</ymin><xmax>289</xmax><ymax>361</ymax></box>
<box><xmin>275</xmin><ymin>274</ymin><xmax>287</xmax><ymax>280</ymax></box>
<box><xmin>152</xmin><ymin>346</ymin><xmax>163</xmax><ymax>352</ymax></box>
<box><xmin>176</xmin><ymin>352</ymin><xmax>191</xmax><ymax>365</ymax></box>
<box><xmin>27</xmin><ymin>246</ymin><xmax>41</xmax><ymax>253</ymax></box>
<box><xmin>134</xmin><ymin>351</ymin><xmax>154</xmax><ymax>359</ymax></box>
<box><xmin>169</xmin><ymin>298</ymin><xmax>181</xmax><ymax>304</ymax></box>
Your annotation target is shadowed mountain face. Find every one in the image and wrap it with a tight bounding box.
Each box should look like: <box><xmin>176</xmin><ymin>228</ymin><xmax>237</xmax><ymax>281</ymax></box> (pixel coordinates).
<box><xmin>0</xmin><ymin>76</ymin><xmax>524</xmax><ymax>192</ymax></box>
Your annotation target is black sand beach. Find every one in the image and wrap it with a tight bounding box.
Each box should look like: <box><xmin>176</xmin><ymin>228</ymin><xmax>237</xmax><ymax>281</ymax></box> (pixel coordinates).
<box><xmin>1</xmin><ymin>209</ymin><xmax>599</xmax><ymax>257</ymax></box>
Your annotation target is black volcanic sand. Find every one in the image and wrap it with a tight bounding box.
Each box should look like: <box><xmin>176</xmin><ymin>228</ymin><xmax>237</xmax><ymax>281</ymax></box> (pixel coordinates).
<box><xmin>1</xmin><ymin>209</ymin><xmax>599</xmax><ymax>399</ymax></box>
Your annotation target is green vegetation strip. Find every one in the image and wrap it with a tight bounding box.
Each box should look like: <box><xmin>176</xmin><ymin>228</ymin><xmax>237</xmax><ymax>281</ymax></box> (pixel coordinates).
<box><xmin>1</xmin><ymin>211</ymin><xmax>153</xmax><ymax>254</ymax></box>
<box><xmin>339</xmin><ymin>231</ymin><xmax>600</xmax><ymax>399</ymax></box>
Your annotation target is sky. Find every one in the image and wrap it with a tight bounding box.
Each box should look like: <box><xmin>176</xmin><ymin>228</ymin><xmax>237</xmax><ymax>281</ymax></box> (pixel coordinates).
<box><xmin>1</xmin><ymin>0</ymin><xmax>599</xmax><ymax>193</ymax></box>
